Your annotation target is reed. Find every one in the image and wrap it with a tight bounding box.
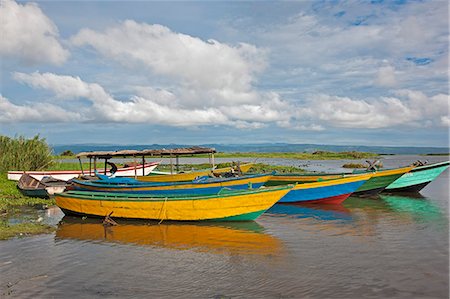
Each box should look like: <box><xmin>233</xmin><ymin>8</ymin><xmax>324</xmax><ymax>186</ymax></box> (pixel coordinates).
<box><xmin>0</xmin><ymin>135</ymin><xmax>54</xmax><ymax>172</ymax></box>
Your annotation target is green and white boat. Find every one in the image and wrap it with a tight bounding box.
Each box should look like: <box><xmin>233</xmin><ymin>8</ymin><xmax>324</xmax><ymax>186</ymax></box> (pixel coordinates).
<box><xmin>384</xmin><ymin>161</ymin><xmax>449</xmax><ymax>193</ymax></box>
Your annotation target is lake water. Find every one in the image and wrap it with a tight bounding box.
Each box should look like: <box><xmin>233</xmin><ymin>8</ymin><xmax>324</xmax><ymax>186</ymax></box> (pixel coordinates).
<box><xmin>1</xmin><ymin>156</ymin><xmax>448</xmax><ymax>298</ymax></box>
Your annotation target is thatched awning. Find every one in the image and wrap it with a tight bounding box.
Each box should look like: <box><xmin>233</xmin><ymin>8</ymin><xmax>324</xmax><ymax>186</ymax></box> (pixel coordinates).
<box><xmin>76</xmin><ymin>147</ymin><xmax>216</xmax><ymax>159</ymax></box>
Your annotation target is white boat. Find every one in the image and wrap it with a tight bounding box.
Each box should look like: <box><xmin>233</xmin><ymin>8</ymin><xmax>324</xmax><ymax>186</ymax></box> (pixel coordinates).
<box><xmin>7</xmin><ymin>162</ymin><xmax>160</xmax><ymax>181</ymax></box>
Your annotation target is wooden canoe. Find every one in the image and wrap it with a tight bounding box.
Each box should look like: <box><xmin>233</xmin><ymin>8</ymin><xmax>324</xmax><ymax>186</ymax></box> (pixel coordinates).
<box><xmin>267</xmin><ymin>166</ymin><xmax>413</xmax><ymax>196</ymax></box>
<box><xmin>55</xmin><ymin>185</ymin><xmax>293</xmax><ymax>221</ymax></box>
<box><xmin>384</xmin><ymin>161</ymin><xmax>449</xmax><ymax>193</ymax></box>
<box><xmin>277</xmin><ymin>174</ymin><xmax>373</xmax><ymax>204</ymax></box>
<box><xmin>69</xmin><ymin>173</ymin><xmax>271</xmax><ymax>195</ymax></box>
<box><xmin>8</xmin><ymin>161</ymin><xmax>160</xmax><ymax>181</ymax></box>
<box><xmin>137</xmin><ymin>163</ymin><xmax>254</xmax><ymax>183</ymax></box>
<box><xmin>17</xmin><ymin>174</ymin><xmax>68</xmax><ymax>198</ymax></box>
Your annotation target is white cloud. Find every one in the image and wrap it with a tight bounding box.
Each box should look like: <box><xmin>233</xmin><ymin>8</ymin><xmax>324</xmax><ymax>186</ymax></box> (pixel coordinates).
<box><xmin>11</xmin><ymin>72</ymin><xmax>449</xmax><ymax>131</ymax></box>
<box><xmin>71</xmin><ymin>20</ymin><xmax>266</xmax><ymax>107</ymax></box>
<box><xmin>441</xmin><ymin>115</ymin><xmax>450</xmax><ymax>127</ymax></box>
<box><xmin>0</xmin><ymin>0</ymin><xmax>69</xmax><ymax>65</ymax></box>
<box><xmin>298</xmin><ymin>91</ymin><xmax>449</xmax><ymax>129</ymax></box>
<box><xmin>376</xmin><ymin>65</ymin><xmax>397</xmax><ymax>87</ymax></box>
<box><xmin>12</xmin><ymin>72</ymin><xmax>291</xmax><ymax>127</ymax></box>
<box><xmin>0</xmin><ymin>94</ymin><xmax>81</xmax><ymax>122</ymax></box>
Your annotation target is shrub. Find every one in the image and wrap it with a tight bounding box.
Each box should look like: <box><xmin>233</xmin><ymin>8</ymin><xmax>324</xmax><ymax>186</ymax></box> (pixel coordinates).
<box><xmin>61</xmin><ymin>150</ymin><xmax>74</xmax><ymax>156</ymax></box>
<box><xmin>0</xmin><ymin>135</ymin><xmax>54</xmax><ymax>172</ymax></box>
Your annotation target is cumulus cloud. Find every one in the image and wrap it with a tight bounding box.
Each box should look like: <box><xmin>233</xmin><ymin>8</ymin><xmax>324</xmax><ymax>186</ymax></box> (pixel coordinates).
<box><xmin>71</xmin><ymin>20</ymin><xmax>266</xmax><ymax>106</ymax></box>
<box><xmin>0</xmin><ymin>0</ymin><xmax>69</xmax><ymax>65</ymax></box>
<box><xmin>376</xmin><ymin>65</ymin><xmax>397</xmax><ymax>87</ymax></box>
<box><xmin>9</xmin><ymin>72</ymin><xmax>449</xmax><ymax>131</ymax></box>
<box><xmin>298</xmin><ymin>92</ymin><xmax>449</xmax><ymax>129</ymax></box>
<box><xmin>11</xmin><ymin>72</ymin><xmax>290</xmax><ymax>127</ymax></box>
<box><xmin>0</xmin><ymin>94</ymin><xmax>81</xmax><ymax>122</ymax></box>
<box><xmin>250</xmin><ymin>1</ymin><xmax>448</xmax><ymax>96</ymax></box>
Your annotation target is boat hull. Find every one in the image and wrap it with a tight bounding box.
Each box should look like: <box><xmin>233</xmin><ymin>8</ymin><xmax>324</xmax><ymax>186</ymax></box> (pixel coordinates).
<box><xmin>353</xmin><ymin>166</ymin><xmax>413</xmax><ymax>196</ymax></box>
<box><xmin>17</xmin><ymin>187</ymin><xmax>49</xmax><ymax>198</ymax></box>
<box><xmin>55</xmin><ymin>186</ymin><xmax>291</xmax><ymax>221</ymax></box>
<box><xmin>384</xmin><ymin>161</ymin><xmax>449</xmax><ymax>193</ymax></box>
<box><xmin>70</xmin><ymin>174</ymin><xmax>270</xmax><ymax>195</ymax></box>
<box><xmin>7</xmin><ymin>162</ymin><xmax>160</xmax><ymax>181</ymax></box>
<box><xmin>278</xmin><ymin>174</ymin><xmax>371</xmax><ymax>204</ymax></box>
<box><xmin>138</xmin><ymin>163</ymin><xmax>254</xmax><ymax>182</ymax></box>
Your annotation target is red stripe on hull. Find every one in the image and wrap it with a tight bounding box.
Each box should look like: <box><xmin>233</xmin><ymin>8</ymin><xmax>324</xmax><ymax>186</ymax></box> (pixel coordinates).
<box><xmin>300</xmin><ymin>193</ymin><xmax>352</xmax><ymax>204</ymax></box>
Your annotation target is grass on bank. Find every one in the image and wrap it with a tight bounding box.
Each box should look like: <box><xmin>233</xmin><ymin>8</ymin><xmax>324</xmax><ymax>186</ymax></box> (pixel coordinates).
<box><xmin>0</xmin><ymin>173</ymin><xmax>55</xmax><ymax>240</ymax></box>
<box><xmin>0</xmin><ymin>221</ymin><xmax>55</xmax><ymax>240</ymax></box>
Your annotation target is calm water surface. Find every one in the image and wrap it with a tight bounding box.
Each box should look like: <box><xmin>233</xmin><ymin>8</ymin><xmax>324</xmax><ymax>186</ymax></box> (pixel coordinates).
<box><xmin>1</xmin><ymin>156</ymin><xmax>448</xmax><ymax>298</ymax></box>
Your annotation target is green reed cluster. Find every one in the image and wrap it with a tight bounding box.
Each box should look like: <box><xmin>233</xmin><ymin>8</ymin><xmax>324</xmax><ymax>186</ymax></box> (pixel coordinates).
<box><xmin>0</xmin><ymin>135</ymin><xmax>54</xmax><ymax>172</ymax></box>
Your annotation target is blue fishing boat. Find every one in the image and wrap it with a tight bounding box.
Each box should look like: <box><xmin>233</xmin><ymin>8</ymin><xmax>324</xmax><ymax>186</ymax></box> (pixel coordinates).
<box><xmin>69</xmin><ymin>173</ymin><xmax>272</xmax><ymax>195</ymax></box>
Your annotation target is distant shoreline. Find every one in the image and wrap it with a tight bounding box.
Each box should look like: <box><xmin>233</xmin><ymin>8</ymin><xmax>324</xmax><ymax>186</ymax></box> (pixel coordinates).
<box><xmin>51</xmin><ymin>143</ymin><xmax>450</xmax><ymax>156</ymax></box>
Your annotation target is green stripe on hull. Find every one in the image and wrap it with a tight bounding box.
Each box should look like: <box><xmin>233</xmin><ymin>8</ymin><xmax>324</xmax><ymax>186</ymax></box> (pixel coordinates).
<box><xmin>386</xmin><ymin>165</ymin><xmax>449</xmax><ymax>190</ymax></box>
<box><xmin>356</xmin><ymin>173</ymin><xmax>404</xmax><ymax>193</ymax></box>
<box><xmin>212</xmin><ymin>210</ymin><xmax>266</xmax><ymax>221</ymax></box>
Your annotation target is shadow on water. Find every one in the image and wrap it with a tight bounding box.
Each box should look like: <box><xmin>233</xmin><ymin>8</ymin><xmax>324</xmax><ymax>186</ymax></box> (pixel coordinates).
<box><xmin>55</xmin><ymin>217</ymin><xmax>283</xmax><ymax>256</ymax></box>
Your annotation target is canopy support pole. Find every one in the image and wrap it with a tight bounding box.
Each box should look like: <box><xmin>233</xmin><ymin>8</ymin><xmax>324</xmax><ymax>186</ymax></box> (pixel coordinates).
<box><xmin>134</xmin><ymin>156</ymin><xmax>137</xmax><ymax>179</ymax></box>
<box><xmin>78</xmin><ymin>157</ymin><xmax>84</xmax><ymax>175</ymax></box>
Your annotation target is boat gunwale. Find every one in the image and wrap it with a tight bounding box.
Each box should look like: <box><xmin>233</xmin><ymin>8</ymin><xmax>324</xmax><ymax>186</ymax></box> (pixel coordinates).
<box><xmin>271</xmin><ymin>165</ymin><xmax>414</xmax><ymax>178</ymax></box>
<box><xmin>8</xmin><ymin>161</ymin><xmax>160</xmax><ymax>175</ymax></box>
<box><xmin>57</xmin><ymin>185</ymin><xmax>294</xmax><ymax>202</ymax></box>
<box><xmin>291</xmin><ymin>173</ymin><xmax>373</xmax><ymax>190</ymax></box>
<box><xmin>411</xmin><ymin>161</ymin><xmax>450</xmax><ymax>172</ymax></box>
<box><xmin>73</xmin><ymin>173</ymin><xmax>271</xmax><ymax>188</ymax></box>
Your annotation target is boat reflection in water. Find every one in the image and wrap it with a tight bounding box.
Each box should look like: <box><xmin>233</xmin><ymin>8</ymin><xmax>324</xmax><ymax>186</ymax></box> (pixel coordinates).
<box><xmin>266</xmin><ymin>203</ymin><xmax>353</xmax><ymax>222</ymax></box>
<box><xmin>341</xmin><ymin>194</ymin><xmax>446</xmax><ymax>236</ymax></box>
<box><xmin>378</xmin><ymin>194</ymin><xmax>445</xmax><ymax>223</ymax></box>
<box><xmin>56</xmin><ymin>217</ymin><xmax>283</xmax><ymax>256</ymax></box>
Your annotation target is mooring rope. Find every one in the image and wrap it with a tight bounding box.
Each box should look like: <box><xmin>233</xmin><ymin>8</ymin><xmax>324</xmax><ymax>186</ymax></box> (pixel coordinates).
<box><xmin>158</xmin><ymin>197</ymin><xmax>168</xmax><ymax>224</ymax></box>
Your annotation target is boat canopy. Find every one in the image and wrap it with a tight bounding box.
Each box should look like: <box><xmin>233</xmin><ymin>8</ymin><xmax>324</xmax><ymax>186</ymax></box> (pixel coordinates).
<box><xmin>76</xmin><ymin>147</ymin><xmax>217</xmax><ymax>176</ymax></box>
<box><xmin>76</xmin><ymin>146</ymin><xmax>216</xmax><ymax>159</ymax></box>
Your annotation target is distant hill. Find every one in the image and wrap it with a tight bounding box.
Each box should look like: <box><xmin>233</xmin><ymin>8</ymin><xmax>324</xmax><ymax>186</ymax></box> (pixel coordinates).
<box><xmin>52</xmin><ymin>143</ymin><xmax>449</xmax><ymax>155</ymax></box>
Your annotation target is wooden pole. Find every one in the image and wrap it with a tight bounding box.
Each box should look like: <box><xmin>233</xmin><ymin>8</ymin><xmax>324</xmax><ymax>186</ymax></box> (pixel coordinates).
<box><xmin>78</xmin><ymin>158</ymin><xmax>84</xmax><ymax>175</ymax></box>
<box><xmin>104</xmin><ymin>159</ymin><xmax>107</xmax><ymax>175</ymax></box>
<box><xmin>142</xmin><ymin>156</ymin><xmax>145</xmax><ymax>176</ymax></box>
<box><xmin>176</xmin><ymin>155</ymin><xmax>179</xmax><ymax>172</ymax></box>
<box><xmin>89</xmin><ymin>157</ymin><xmax>92</xmax><ymax>176</ymax></box>
<box><xmin>170</xmin><ymin>154</ymin><xmax>173</xmax><ymax>174</ymax></box>
<box><xmin>134</xmin><ymin>156</ymin><xmax>137</xmax><ymax>179</ymax></box>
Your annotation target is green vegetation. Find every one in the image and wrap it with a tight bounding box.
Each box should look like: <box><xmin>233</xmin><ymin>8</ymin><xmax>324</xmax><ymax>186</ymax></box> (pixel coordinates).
<box><xmin>342</xmin><ymin>163</ymin><xmax>367</xmax><ymax>169</ymax></box>
<box><xmin>0</xmin><ymin>135</ymin><xmax>53</xmax><ymax>172</ymax></box>
<box><xmin>0</xmin><ymin>135</ymin><xmax>57</xmax><ymax>240</ymax></box>
<box><xmin>199</xmin><ymin>150</ymin><xmax>378</xmax><ymax>160</ymax></box>
<box><xmin>0</xmin><ymin>221</ymin><xmax>55</xmax><ymax>240</ymax></box>
<box><xmin>61</xmin><ymin>150</ymin><xmax>74</xmax><ymax>156</ymax></box>
<box><xmin>0</xmin><ymin>173</ymin><xmax>55</xmax><ymax>240</ymax></box>
<box><xmin>248</xmin><ymin>163</ymin><xmax>305</xmax><ymax>173</ymax></box>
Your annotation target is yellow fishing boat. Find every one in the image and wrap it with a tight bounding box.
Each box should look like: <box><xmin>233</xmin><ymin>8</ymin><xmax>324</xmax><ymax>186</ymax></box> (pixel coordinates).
<box><xmin>56</xmin><ymin>218</ymin><xmax>282</xmax><ymax>256</ymax></box>
<box><xmin>137</xmin><ymin>163</ymin><xmax>254</xmax><ymax>182</ymax></box>
<box><xmin>55</xmin><ymin>185</ymin><xmax>292</xmax><ymax>221</ymax></box>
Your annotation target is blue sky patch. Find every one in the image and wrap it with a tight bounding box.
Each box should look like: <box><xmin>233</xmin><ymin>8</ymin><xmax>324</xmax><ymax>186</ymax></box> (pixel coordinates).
<box><xmin>406</xmin><ymin>57</ymin><xmax>433</xmax><ymax>66</ymax></box>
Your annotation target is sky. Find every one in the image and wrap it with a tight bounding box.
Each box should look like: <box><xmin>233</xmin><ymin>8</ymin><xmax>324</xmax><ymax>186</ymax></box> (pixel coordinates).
<box><xmin>0</xmin><ymin>0</ymin><xmax>449</xmax><ymax>147</ymax></box>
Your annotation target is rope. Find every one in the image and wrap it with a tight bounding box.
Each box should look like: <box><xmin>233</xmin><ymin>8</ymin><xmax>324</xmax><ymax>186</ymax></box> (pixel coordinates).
<box><xmin>158</xmin><ymin>197</ymin><xmax>168</xmax><ymax>224</ymax></box>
